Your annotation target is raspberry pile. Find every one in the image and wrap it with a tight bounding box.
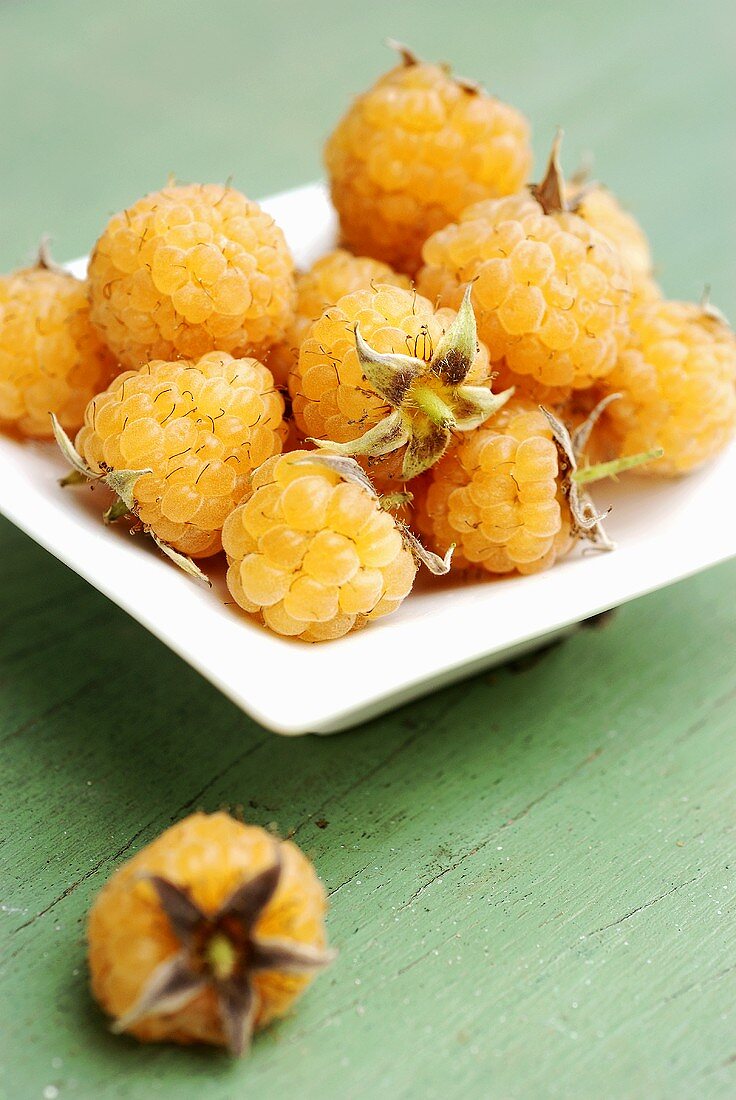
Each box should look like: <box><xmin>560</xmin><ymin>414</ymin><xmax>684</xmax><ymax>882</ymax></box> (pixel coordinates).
<box><xmin>3</xmin><ymin>40</ymin><xmax>734</xmax><ymax>656</ymax></box>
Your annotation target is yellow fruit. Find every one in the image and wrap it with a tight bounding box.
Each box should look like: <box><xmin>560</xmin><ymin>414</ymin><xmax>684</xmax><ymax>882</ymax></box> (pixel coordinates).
<box><xmin>74</xmin><ymin>351</ymin><xmax>285</xmax><ymax>558</ymax></box>
<box><xmin>88</xmin><ymin>812</ymin><xmax>333</xmax><ymax>1055</ymax></box>
<box><xmin>418</xmin><ymin>138</ymin><xmax>633</xmax><ymax>391</ymax></box>
<box><xmin>268</xmin><ymin>249</ymin><xmax>410</xmax><ymax>387</ymax></box>
<box><xmin>290</xmin><ymin>283</ymin><xmax>507</xmax><ymax>482</ymax></box>
<box><xmin>88</xmin><ymin>184</ymin><xmax>296</xmax><ymax>368</ymax></box>
<box><xmin>414</xmin><ymin>396</ymin><xmax>573</xmax><ymax>575</ymax></box>
<box><xmin>325</xmin><ymin>44</ymin><xmax>532</xmax><ymax>274</ymax></box>
<box><xmin>223</xmin><ymin>450</ymin><xmax>421</xmax><ymax>641</ymax></box>
<box><xmin>0</xmin><ymin>256</ymin><xmax>116</xmax><ymax>438</ymax></box>
<box><xmin>604</xmin><ymin>299</ymin><xmax>736</xmax><ymax>475</ymax></box>
<box><xmin>568</xmin><ymin>182</ymin><xmax>660</xmax><ymax>303</ymax></box>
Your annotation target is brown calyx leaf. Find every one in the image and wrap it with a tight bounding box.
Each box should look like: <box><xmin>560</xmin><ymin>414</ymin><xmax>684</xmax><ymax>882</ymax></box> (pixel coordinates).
<box><xmin>386</xmin><ymin>38</ymin><xmax>419</xmax><ymax>67</ymax></box>
<box><xmin>455</xmin><ymin>74</ymin><xmax>482</xmax><ymax>96</ymax></box>
<box><xmin>36</xmin><ymin>236</ymin><xmax>68</xmax><ymax>277</ymax></box>
<box><xmin>531</xmin><ymin>129</ymin><xmax>568</xmax><ymax>216</ymax></box>
<box><xmin>399</xmin><ymin>524</ymin><xmax>454</xmax><ymax>575</ymax></box>
<box><xmin>540</xmin><ymin>402</ymin><xmax>613</xmax><ymax>550</ymax></box>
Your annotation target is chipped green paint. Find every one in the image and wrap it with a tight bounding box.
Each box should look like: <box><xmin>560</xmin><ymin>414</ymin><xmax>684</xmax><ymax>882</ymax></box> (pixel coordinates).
<box><xmin>1</xmin><ymin>1</ymin><xmax>735</xmax><ymax>1097</ymax></box>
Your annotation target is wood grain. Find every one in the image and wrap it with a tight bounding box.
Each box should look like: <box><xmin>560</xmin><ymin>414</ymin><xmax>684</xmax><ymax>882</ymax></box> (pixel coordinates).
<box><xmin>1</xmin><ymin>1</ymin><xmax>735</xmax><ymax>1096</ymax></box>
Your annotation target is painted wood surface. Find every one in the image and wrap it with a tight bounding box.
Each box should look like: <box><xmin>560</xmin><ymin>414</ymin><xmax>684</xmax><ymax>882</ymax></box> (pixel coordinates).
<box><xmin>1</xmin><ymin>1</ymin><xmax>734</xmax><ymax>1096</ymax></box>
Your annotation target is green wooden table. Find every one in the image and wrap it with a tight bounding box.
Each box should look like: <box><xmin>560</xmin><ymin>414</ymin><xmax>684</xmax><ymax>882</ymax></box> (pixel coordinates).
<box><xmin>2</xmin><ymin>2</ymin><xmax>735</xmax><ymax>1096</ymax></box>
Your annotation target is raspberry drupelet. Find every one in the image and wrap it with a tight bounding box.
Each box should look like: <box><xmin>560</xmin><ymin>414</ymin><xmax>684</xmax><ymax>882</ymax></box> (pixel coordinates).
<box><xmin>290</xmin><ymin>283</ymin><xmax>510</xmax><ymax>483</ymax></box>
<box><xmin>568</xmin><ymin>183</ymin><xmax>659</xmax><ymax>302</ymax></box>
<box><xmin>222</xmin><ymin>451</ymin><xmax>450</xmax><ymax>642</ymax></box>
<box><xmin>58</xmin><ymin>351</ymin><xmax>285</xmax><ymax>562</ymax></box>
<box><xmin>267</xmin><ymin>249</ymin><xmax>411</xmax><ymax>388</ymax></box>
<box><xmin>88</xmin><ymin>183</ymin><xmax>296</xmax><ymax>369</ymax></box>
<box><xmin>87</xmin><ymin>812</ymin><xmax>334</xmax><ymax>1056</ymax></box>
<box><xmin>602</xmin><ymin>298</ymin><xmax>736</xmax><ymax>475</ymax></box>
<box><xmin>0</xmin><ymin>249</ymin><xmax>117</xmax><ymax>438</ymax></box>
<box><xmin>325</xmin><ymin>42</ymin><xmax>532</xmax><ymax>275</ymax></box>
<box><xmin>417</xmin><ymin>135</ymin><xmax>633</xmax><ymax>391</ymax></box>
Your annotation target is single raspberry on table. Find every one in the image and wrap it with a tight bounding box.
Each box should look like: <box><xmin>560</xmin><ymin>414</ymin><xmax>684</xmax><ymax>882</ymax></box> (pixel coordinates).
<box><xmin>87</xmin><ymin>812</ymin><xmax>334</xmax><ymax>1055</ymax></box>
<box><xmin>88</xmin><ymin>183</ymin><xmax>296</xmax><ymax>369</ymax></box>
<box><xmin>56</xmin><ymin>351</ymin><xmax>285</xmax><ymax>564</ymax></box>
<box><xmin>417</xmin><ymin>135</ymin><xmax>633</xmax><ymax>392</ymax></box>
<box><xmin>267</xmin><ymin>249</ymin><xmax>410</xmax><ymax>388</ymax></box>
<box><xmin>222</xmin><ymin>450</ymin><xmax>450</xmax><ymax>642</ymax></box>
<box><xmin>290</xmin><ymin>283</ymin><xmax>510</xmax><ymax>483</ymax></box>
<box><xmin>325</xmin><ymin>42</ymin><xmax>532</xmax><ymax>275</ymax></box>
<box><xmin>0</xmin><ymin>249</ymin><xmax>117</xmax><ymax>438</ymax></box>
<box><xmin>602</xmin><ymin>298</ymin><xmax>736</xmax><ymax>475</ymax></box>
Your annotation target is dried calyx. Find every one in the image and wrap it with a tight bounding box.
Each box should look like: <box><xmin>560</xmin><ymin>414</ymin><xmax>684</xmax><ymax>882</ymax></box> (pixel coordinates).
<box><xmin>112</xmin><ymin>846</ymin><xmax>335</xmax><ymax>1057</ymax></box>
<box><xmin>531</xmin><ymin>130</ymin><xmax>569</xmax><ymax>216</ymax></box>
<box><xmin>386</xmin><ymin>38</ymin><xmax>419</xmax><ymax>67</ymax></box>
<box><xmin>700</xmin><ymin>286</ymin><xmax>732</xmax><ymax>329</ymax></box>
<box><xmin>35</xmin><ymin>237</ymin><xmax>69</xmax><ymax>277</ymax></box>
<box><xmin>386</xmin><ymin>39</ymin><xmax>482</xmax><ymax>94</ymax></box>
<box><xmin>298</xmin><ymin>453</ymin><xmax>453</xmax><ymax>575</ymax></box>
<box><xmin>309</xmin><ymin>287</ymin><xmax>513</xmax><ymax>480</ymax></box>
<box><xmin>541</xmin><ymin>395</ymin><xmax>663</xmax><ymax>550</ymax></box>
<box><xmin>51</xmin><ymin>414</ymin><xmax>210</xmax><ymax>585</ymax></box>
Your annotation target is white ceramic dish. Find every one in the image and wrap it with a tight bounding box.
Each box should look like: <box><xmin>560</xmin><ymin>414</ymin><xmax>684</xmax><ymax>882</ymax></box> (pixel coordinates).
<box><xmin>1</xmin><ymin>182</ymin><xmax>735</xmax><ymax>735</ymax></box>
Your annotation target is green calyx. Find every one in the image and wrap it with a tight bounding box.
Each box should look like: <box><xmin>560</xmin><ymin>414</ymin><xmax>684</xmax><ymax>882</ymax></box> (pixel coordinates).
<box><xmin>540</xmin><ymin>395</ymin><xmax>664</xmax><ymax>551</ymax></box>
<box><xmin>51</xmin><ymin>414</ymin><xmax>210</xmax><ymax>586</ymax></box>
<box><xmin>309</xmin><ymin>286</ymin><xmax>513</xmax><ymax>480</ymax></box>
<box><xmin>572</xmin><ymin>448</ymin><xmax>664</xmax><ymax>485</ymax></box>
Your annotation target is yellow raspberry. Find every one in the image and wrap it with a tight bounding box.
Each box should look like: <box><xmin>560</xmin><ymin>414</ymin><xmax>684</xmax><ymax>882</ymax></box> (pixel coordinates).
<box><xmin>418</xmin><ymin>139</ymin><xmax>633</xmax><ymax>391</ymax></box>
<box><xmin>268</xmin><ymin>249</ymin><xmax>410</xmax><ymax>387</ymax></box>
<box><xmin>88</xmin><ymin>183</ymin><xmax>296</xmax><ymax>369</ymax></box>
<box><xmin>414</xmin><ymin>397</ymin><xmax>573</xmax><ymax>575</ymax></box>
<box><xmin>223</xmin><ymin>451</ymin><xmax>420</xmax><ymax>642</ymax></box>
<box><xmin>88</xmin><ymin>812</ymin><xmax>333</xmax><ymax>1055</ymax></box>
<box><xmin>325</xmin><ymin>43</ymin><xmax>532</xmax><ymax>275</ymax></box>
<box><xmin>603</xmin><ymin>299</ymin><xmax>736</xmax><ymax>475</ymax></box>
<box><xmin>414</xmin><ymin>388</ymin><xmax>652</xmax><ymax>573</ymax></box>
<box><xmin>74</xmin><ymin>351</ymin><xmax>285</xmax><ymax>558</ymax></box>
<box><xmin>0</xmin><ymin>255</ymin><xmax>117</xmax><ymax>439</ymax></box>
<box><xmin>290</xmin><ymin>283</ymin><xmax>507</xmax><ymax>482</ymax></box>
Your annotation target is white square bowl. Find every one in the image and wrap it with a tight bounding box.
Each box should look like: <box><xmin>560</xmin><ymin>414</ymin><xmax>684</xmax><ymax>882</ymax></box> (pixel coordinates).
<box><xmin>1</xmin><ymin>182</ymin><xmax>735</xmax><ymax>735</ymax></box>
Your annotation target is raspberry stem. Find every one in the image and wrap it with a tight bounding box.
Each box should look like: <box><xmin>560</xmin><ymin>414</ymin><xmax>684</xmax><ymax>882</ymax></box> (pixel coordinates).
<box><xmin>572</xmin><ymin>447</ymin><xmax>664</xmax><ymax>485</ymax></box>
<box><xmin>206</xmin><ymin>933</ymin><xmax>238</xmax><ymax>981</ymax></box>
<box><xmin>412</xmin><ymin>384</ymin><xmax>455</xmax><ymax>429</ymax></box>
